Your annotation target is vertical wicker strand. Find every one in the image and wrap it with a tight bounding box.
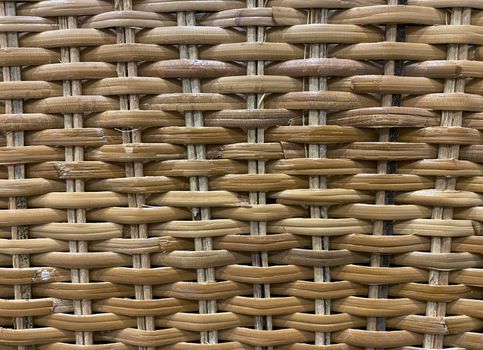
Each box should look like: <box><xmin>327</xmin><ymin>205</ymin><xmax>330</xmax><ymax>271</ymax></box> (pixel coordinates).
<box><xmin>114</xmin><ymin>1</ymin><xmax>155</xmax><ymax>348</ymax></box>
<box><xmin>58</xmin><ymin>15</ymin><xmax>92</xmax><ymax>346</ymax></box>
<box><xmin>176</xmin><ymin>10</ymin><xmax>218</xmax><ymax>345</ymax></box>
<box><xmin>0</xmin><ymin>2</ymin><xmax>32</xmax><ymax>349</ymax></box>
<box><xmin>307</xmin><ymin>7</ymin><xmax>330</xmax><ymax>347</ymax></box>
<box><xmin>246</xmin><ymin>2</ymin><xmax>271</xmax><ymax>350</ymax></box>
<box><xmin>366</xmin><ymin>0</ymin><xmax>399</xmax><ymax>344</ymax></box>
<box><xmin>423</xmin><ymin>7</ymin><xmax>470</xmax><ymax>349</ymax></box>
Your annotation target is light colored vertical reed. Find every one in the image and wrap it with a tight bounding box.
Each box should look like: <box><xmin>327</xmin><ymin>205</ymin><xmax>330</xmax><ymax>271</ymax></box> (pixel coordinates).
<box><xmin>58</xmin><ymin>14</ymin><xmax>92</xmax><ymax>345</ymax></box>
<box><xmin>114</xmin><ymin>1</ymin><xmax>155</xmax><ymax>349</ymax></box>
<box><xmin>307</xmin><ymin>7</ymin><xmax>331</xmax><ymax>347</ymax></box>
<box><xmin>366</xmin><ymin>1</ymin><xmax>399</xmax><ymax>346</ymax></box>
<box><xmin>0</xmin><ymin>3</ymin><xmax>32</xmax><ymax>349</ymax></box>
<box><xmin>424</xmin><ymin>7</ymin><xmax>471</xmax><ymax>349</ymax></box>
<box><xmin>176</xmin><ymin>10</ymin><xmax>218</xmax><ymax>345</ymax></box>
<box><xmin>246</xmin><ymin>1</ymin><xmax>272</xmax><ymax>349</ymax></box>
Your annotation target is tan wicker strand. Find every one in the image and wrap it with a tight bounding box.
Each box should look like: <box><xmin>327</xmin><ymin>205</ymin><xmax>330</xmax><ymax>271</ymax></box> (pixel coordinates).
<box><xmin>244</xmin><ymin>2</ymin><xmax>276</xmax><ymax>350</ymax></box>
<box><xmin>0</xmin><ymin>3</ymin><xmax>33</xmax><ymax>350</ymax></box>
<box><xmin>114</xmin><ymin>1</ymin><xmax>155</xmax><ymax>350</ymax></box>
<box><xmin>424</xmin><ymin>7</ymin><xmax>473</xmax><ymax>350</ymax></box>
<box><xmin>176</xmin><ymin>9</ymin><xmax>218</xmax><ymax>346</ymax></box>
<box><xmin>306</xmin><ymin>6</ymin><xmax>331</xmax><ymax>347</ymax></box>
<box><xmin>242</xmin><ymin>1</ymin><xmax>272</xmax><ymax>350</ymax></box>
<box><xmin>58</xmin><ymin>14</ymin><xmax>92</xmax><ymax>346</ymax></box>
<box><xmin>366</xmin><ymin>1</ymin><xmax>400</xmax><ymax>347</ymax></box>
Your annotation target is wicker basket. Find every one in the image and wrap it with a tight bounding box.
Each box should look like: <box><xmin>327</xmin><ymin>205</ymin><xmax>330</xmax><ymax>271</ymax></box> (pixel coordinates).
<box><xmin>0</xmin><ymin>0</ymin><xmax>482</xmax><ymax>349</ymax></box>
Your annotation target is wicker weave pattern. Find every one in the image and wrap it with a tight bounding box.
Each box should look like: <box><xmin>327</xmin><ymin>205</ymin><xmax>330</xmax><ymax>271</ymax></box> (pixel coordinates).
<box><xmin>0</xmin><ymin>0</ymin><xmax>482</xmax><ymax>349</ymax></box>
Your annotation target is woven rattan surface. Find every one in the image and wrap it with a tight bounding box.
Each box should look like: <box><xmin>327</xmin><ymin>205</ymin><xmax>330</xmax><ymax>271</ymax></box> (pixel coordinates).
<box><xmin>0</xmin><ymin>0</ymin><xmax>482</xmax><ymax>349</ymax></box>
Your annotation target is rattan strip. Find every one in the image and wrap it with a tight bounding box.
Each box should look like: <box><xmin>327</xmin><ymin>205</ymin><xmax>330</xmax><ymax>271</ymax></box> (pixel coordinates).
<box><xmin>0</xmin><ymin>3</ymin><xmax>32</xmax><ymax>350</ymax></box>
<box><xmin>366</xmin><ymin>0</ymin><xmax>401</xmax><ymax>345</ymax></box>
<box><xmin>424</xmin><ymin>7</ymin><xmax>472</xmax><ymax>350</ymax></box>
<box><xmin>115</xmin><ymin>0</ymin><xmax>155</xmax><ymax>349</ymax></box>
<box><xmin>58</xmin><ymin>13</ymin><xmax>92</xmax><ymax>346</ymax></box>
<box><xmin>306</xmin><ymin>7</ymin><xmax>331</xmax><ymax>347</ymax></box>
<box><xmin>176</xmin><ymin>9</ymin><xmax>218</xmax><ymax>345</ymax></box>
<box><xmin>246</xmin><ymin>2</ymin><xmax>272</xmax><ymax>349</ymax></box>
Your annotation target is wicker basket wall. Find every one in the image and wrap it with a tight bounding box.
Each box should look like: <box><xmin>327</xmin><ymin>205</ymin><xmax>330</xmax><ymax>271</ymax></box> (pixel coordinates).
<box><xmin>0</xmin><ymin>0</ymin><xmax>482</xmax><ymax>349</ymax></box>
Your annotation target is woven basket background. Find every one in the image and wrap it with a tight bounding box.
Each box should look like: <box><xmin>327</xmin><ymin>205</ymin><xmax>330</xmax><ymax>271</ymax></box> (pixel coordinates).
<box><xmin>0</xmin><ymin>0</ymin><xmax>482</xmax><ymax>349</ymax></box>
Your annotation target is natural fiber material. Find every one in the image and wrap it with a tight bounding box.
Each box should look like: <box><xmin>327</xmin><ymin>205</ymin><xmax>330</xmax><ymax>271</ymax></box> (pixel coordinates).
<box><xmin>0</xmin><ymin>0</ymin><xmax>482</xmax><ymax>349</ymax></box>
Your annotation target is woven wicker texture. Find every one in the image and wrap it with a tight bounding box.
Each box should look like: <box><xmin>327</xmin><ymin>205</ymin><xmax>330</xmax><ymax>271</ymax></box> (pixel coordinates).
<box><xmin>1</xmin><ymin>0</ymin><xmax>483</xmax><ymax>349</ymax></box>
